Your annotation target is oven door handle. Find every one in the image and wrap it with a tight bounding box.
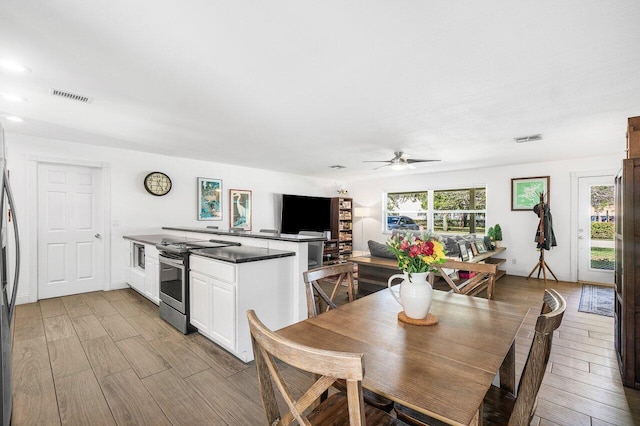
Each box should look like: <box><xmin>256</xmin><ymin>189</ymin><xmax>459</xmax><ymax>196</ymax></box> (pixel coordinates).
<box><xmin>158</xmin><ymin>253</ymin><xmax>185</xmax><ymax>268</ymax></box>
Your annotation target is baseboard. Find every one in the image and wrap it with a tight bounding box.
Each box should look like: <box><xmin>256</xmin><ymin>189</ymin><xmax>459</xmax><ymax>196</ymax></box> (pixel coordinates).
<box><xmin>15</xmin><ymin>294</ymin><xmax>31</xmax><ymax>305</ymax></box>
<box><xmin>109</xmin><ymin>280</ymin><xmax>129</xmax><ymax>290</ymax></box>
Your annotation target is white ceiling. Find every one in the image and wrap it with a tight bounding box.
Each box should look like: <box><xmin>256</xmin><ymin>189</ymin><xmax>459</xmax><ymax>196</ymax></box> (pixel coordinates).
<box><xmin>1</xmin><ymin>1</ymin><xmax>639</xmax><ymax>179</ymax></box>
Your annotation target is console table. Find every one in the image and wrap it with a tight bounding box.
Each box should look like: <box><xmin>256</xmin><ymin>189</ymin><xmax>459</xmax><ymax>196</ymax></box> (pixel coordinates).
<box><xmin>352</xmin><ymin>247</ymin><xmax>506</xmax><ymax>297</ymax></box>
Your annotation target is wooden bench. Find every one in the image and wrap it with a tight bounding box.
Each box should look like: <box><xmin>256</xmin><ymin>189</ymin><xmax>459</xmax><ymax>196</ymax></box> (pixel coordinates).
<box><xmin>352</xmin><ymin>247</ymin><xmax>506</xmax><ymax>299</ymax></box>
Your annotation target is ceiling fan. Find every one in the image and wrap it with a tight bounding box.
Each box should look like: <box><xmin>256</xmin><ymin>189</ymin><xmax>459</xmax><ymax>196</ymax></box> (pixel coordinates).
<box><xmin>363</xmin><ymin>151</ymin><xmax>440</xmax><ymax>170</ymax></box>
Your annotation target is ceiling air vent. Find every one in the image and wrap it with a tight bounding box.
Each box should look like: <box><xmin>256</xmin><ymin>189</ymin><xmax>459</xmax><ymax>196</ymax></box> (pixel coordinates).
<box><xmin>49</xmin><ymin>88</ymin><xmax>93</xmax><ymax>103</ymax></box>
<box><xmin>514</xmin><ymin>134</ymin><xmax>543</xmax><ymax>143</ymax></box>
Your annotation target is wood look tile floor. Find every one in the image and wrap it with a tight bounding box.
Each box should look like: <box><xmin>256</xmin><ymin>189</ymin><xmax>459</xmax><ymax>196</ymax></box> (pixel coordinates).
<box><xmin>11</xmin><ymin>278</ymin><xmax>640</xmax><ymax>425</ymax></box>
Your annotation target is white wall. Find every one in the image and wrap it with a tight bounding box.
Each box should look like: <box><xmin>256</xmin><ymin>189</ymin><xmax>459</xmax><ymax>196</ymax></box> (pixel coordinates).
<box><xmin>7</xmin><ymin>133</ymin><xmax>335</xmax><ymax>303</ymax></box>
<box><xmin>346</xmin><ymin>154</ymin><xmax>622</xmax><ymax>281</ymax></box>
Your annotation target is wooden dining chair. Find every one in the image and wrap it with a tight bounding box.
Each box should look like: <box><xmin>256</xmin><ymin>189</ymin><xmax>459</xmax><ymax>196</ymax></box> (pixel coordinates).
<box><xmin>394</xmin><ymin>288</ymin><xmax>566</xmax><ymax>426</ymax></box>
<box><xmin>430</xmin><ymin>259</ymin><xmax>498</xmax><ymax>300</ymax></box>
<box><xmin>247</xmin><ymin>310</ymin><xmax>406</xmax><ymax>426</ymax></box>
<box><xmin>303</xmin><ymin>263</ymin><xmax>394</xmax><ymax>413</ymax></box>
<box><xmin>303</xmin><ymin>263</ymin><xmax>356</xmax><ymax>317</ymax></box>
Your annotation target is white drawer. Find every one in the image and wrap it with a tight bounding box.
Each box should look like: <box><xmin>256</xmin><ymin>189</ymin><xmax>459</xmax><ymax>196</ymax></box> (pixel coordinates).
<box><xmin>190</xmin><ymin>256</ymin><xmax>236</xmax><ymax>284</ymax></box>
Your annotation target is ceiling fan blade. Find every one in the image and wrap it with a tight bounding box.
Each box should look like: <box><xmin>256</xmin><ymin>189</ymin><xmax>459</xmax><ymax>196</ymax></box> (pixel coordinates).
<box><xmin>362</xmin><ymin>160</ymin><xmax>392</xmax><ymax>163</ymax></box>
<box><xmin>406</xmin><ymin>159</ymin><xmax>441</xmax><ymax>163</ymax></box>
<box><xmin>373</xmin><ymin>164</ymin><xmax>391</xmax><ymax>170</ymax></box>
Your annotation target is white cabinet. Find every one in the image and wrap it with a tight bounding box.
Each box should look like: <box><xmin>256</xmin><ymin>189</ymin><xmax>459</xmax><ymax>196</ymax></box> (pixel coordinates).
<box><xmin>188</xmin><ymin>267</ymin><xmax>237</xmax><ymax>353</ymax></box>
<box><xmin>143</xmin><ymin>246</ymin><xmax>160</xmax><ymax>304</ymax></box>
<box><xmin>189</xmin><ymin>254</ymin><xmax>293</xmax><ymax>362</ymax></box>
<box><xmin>189</xmin><ymin>271</ymin><xmax>211</xmax><ymax>334</ymax></box>
<box><xmin>129</xmin><ymin>267</ymin><xmax>145</xmax><ymax>294</ymax></box>
<box><xmin>144</xmin><ymin>256</ymin><xmax>159</xmax><ymax>303</ymax></box>
<box><xmin>210</xmin><ymin>279</ymin><xmax>236</xmax><ymax>350</ymax></box>
<box><xmin>124</xmin><ymin>240</ymin><xmax>160</xmax><ymax>305</ymax></box>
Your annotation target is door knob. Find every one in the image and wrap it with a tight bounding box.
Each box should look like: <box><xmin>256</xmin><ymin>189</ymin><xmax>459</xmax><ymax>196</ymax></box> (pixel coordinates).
<box><xmin>578</xmin><ymin>236</ymin><xmax>584</xmax><ymax>239</ymax></box>
<box><xmin>95</xmin><ymin>233</ymin><xmax>102</xmax><ymax>239</ymax></box>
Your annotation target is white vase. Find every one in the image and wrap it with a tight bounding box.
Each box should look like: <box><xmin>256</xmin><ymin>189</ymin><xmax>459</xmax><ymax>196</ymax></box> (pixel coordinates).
<box><xmin>387</xmin><ymin>271</ymin><xmax>433</xmax><ymax>319</ymax></box>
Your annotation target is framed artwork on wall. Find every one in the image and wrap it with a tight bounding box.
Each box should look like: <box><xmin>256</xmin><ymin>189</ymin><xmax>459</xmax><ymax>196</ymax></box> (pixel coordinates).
<box><xmin>230</xmin><ymin>189</ymin><xmax>252</xmax><ymax>231</ymax></box>
<box><xmin>511</xmin><ymin>176</ymin><xmax>550</xmax><ymax>211</ymax></box>
<box><xmin>197</xmin><ymin>177</ymin><xmax>222</xmax><ymax>220</ymax></box>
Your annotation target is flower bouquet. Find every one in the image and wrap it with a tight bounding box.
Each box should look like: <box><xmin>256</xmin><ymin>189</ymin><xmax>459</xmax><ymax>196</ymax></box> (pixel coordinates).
<box><xmin>386</xmin><ymin>231</ymin><xmax>447</xmax><ymax>275</ymax></box>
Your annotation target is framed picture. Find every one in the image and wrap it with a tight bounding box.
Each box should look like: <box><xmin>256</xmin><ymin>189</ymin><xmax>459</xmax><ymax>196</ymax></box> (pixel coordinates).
<box><xmin>470</xmin><ymin>242</ymin><xmax>479</xmax><ymax>256</ymax></box>
<box><xmin>197</xmin><ymin>177</ymin><xmax>222</xmax><ymax>221</ymax></box>
<box><xmin>511</xmin><ymin>176</ymin><xmax>550</xmax><ymax>211</ymax></box>
<box><xmin>458</xmin><ymin>242</ymin><xmax>469</xmax><ymax>261</ymax></box>
<box><xmin>475</xmin><ymin>239</ymin><xmax>487</xmax><ymax>253</ymax></box>
<box><xmin>230</xmin><ymin>189</ymin><xmax>252</xmax><ymax>231</ymax></box>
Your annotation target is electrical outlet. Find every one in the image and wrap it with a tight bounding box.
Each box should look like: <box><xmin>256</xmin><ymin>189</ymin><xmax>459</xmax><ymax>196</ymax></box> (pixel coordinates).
<box><xmin>112</xmin><ymin>220</ymin><xmax>120</xmax><ymax>227</ymax></box>
<box><xmin>511</xmin><ymin>259</ymin><xmax>517</xmax><ymax>265</ymax></box>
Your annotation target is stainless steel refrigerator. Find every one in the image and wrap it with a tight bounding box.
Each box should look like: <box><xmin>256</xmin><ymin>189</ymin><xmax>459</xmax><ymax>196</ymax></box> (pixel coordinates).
<box><xmin>0</xmin><ymin>122</ymin><xmax>20</xmax><ymax>426</ymax></box>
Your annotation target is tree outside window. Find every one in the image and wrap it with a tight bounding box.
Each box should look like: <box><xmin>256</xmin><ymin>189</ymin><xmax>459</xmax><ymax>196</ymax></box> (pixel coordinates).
<box><xmin>386</xmin><ymin>187</ymin><xmax>486</xmax><ymax>234</ymax></box>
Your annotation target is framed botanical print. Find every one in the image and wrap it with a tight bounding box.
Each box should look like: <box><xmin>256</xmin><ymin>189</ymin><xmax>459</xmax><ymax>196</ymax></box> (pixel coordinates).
<box><xmin>197</xmin><ymin>177</ymin><xmax>222</xmax><ymax>220</ymax></box>
<box><xmin>230</xmin><ymin>189</ymin><xmax>252</xmax><ymax>231</ymax></box>
<box><xmin>511</xmin><ymin>176</ymin><xmax>550</xmax><ymax>211</ymax></box>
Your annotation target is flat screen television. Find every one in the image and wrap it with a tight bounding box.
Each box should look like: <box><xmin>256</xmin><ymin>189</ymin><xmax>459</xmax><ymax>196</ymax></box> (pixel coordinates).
<box><xmin>280</xmin><ymin>194</ymin><xmax>331</xmax><ymax>234</ymax></box>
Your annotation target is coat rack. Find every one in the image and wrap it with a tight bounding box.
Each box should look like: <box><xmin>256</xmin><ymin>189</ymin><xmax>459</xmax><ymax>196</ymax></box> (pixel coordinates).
<box><xmin>527</xmin><ymin>192</ymin><xmax>558</xmax><ymax>286</ymax></box>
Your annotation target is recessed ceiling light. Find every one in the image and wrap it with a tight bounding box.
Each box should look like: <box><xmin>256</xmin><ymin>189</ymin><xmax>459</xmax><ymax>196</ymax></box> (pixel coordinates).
<box><xmin>330</xmin><ymin>165</ymin><xmax>346</xmax><ymax>169</ymax></box>
<box><xmin>0</xmin><ymin>60</ymin><xmax>31</xmax><ymax>74</ymax></box>
<box><xmin>4</xmin><ymin>115</ymin><xmax>24</xmax><ymax>123</ymax></box>
<box><xmin>514</xmin><ymin>134</ymin><xmax>543</xmax><ymax>143</ymax></box>
<box><xmin>0</xmin><ymin>93</ymin><xmax>27</xmax><ymax>102</ymax></box>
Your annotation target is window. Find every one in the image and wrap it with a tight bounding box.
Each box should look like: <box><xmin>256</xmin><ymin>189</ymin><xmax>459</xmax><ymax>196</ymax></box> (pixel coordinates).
<box><xmin>385</xmin><ymin>187</ymin><xmax>486</xmax><ymax>234</ymax></box>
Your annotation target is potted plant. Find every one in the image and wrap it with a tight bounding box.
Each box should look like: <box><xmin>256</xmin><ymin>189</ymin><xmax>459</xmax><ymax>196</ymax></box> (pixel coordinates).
<box><xmin>488</xmin><ymin>224</ymin><xmax>503</xmax><ymax>248</ymax></box>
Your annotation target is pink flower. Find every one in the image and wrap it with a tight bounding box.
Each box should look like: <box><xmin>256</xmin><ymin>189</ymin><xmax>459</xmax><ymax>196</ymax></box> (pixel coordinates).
<box><xmin>409</xmin><ymin>245</ymin><xmax>421</xmax><ymax>258</ymax></box>
<box><xmin>400</xmin><ymin>240</ymin><xmax>409</xmax><ymax>251</ymax></box>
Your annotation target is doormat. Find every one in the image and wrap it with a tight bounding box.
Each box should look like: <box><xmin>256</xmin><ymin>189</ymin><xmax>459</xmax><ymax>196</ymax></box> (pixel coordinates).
<box><xmin>578</xmin><ymin>284</ymin><xmax>614</xmax><ymax>317</ymax></box>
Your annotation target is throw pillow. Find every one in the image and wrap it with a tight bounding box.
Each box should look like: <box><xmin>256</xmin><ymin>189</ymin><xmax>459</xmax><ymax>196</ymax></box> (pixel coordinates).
<box><xmin>368</xmin><ymin>240</ymin><xmax>396</xmax><ymax>259</ymax></box>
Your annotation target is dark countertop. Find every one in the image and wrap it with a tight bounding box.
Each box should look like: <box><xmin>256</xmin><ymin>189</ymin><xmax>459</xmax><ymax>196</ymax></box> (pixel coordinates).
<box><xmin>123</xmin><ymin>234</ymin><xmax>239</xmax><ymax>246</ymax></box>
<box><xmin>190</xmin><ymin>246</ymin><xmax>296</xmax><ymax>264</ymax></box>
<box><xmin>123</xmin><ymin>234</ymin><xmax>188</xmax><ymax>245</ymax></box>
<box><xmin>162</xmin><ymin>226</ymin><xmax>326</xmax><ymax>242</ymax></box>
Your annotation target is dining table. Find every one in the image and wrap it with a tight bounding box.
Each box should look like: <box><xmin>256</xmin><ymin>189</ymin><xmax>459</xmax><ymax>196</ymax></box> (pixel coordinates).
<box><xmin>277</xmin><ymin>288</ymin><xmax>530</xmax><ymax>426</ymax></box>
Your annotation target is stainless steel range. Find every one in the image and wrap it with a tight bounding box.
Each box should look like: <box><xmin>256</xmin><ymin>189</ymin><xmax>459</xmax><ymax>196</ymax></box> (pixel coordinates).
<box><xmin>156</xmin><ymin>240</ymin><xmax>238</xmax><ymax>333</ymax></box>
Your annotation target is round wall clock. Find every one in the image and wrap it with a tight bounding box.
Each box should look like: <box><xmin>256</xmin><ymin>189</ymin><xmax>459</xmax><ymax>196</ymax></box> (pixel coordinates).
<box><xmin>144</xmin><ymin>171</ymin><xmax>172</xmax><ymax>196</ymax></box>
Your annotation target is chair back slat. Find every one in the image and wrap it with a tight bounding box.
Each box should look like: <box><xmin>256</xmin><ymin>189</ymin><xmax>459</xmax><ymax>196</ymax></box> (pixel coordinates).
<box><xmin>303</xmin><ymin>263</ymin><xmax>355</xmax><ymax>318</ymax></box>
<box><xmin>247</xmin><ymin>310</ymin><xmax>367</xmax><ymax>426</ymax></box>
<box><xmin>510</xmin><ymin>288</ymin><xmax>566</xmax><ymax>425</ymax></box>
<box><xmin>430</xmin><ymin>260</ymin><xmax>498</xmax><ymax>299</ymax></box>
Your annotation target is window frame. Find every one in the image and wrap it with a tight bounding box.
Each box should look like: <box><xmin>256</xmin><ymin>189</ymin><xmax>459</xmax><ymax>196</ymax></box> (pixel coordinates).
<box><xmin>383</xmin><ymin>186</ymin><xmax>487</xmax><ymax>235</ymax></box>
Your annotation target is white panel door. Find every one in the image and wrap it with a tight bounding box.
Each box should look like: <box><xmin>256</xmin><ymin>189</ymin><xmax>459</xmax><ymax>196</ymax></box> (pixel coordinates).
<box><xmin>38</xmin><ymin>163</ymin><xmax>103</xmax><ymax>298</ymax></box>
<box><xmin>578</xmin><ymin>175</ymin><xmax>615</xmax><ymax>284</ymax></box>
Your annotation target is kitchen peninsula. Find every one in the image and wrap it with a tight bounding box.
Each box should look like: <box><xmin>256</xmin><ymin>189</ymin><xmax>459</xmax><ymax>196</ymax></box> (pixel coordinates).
<box><xmin>124</xmin><ymin>227</ymin><xmax>324</xmax><ymax>361</ymax></box>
